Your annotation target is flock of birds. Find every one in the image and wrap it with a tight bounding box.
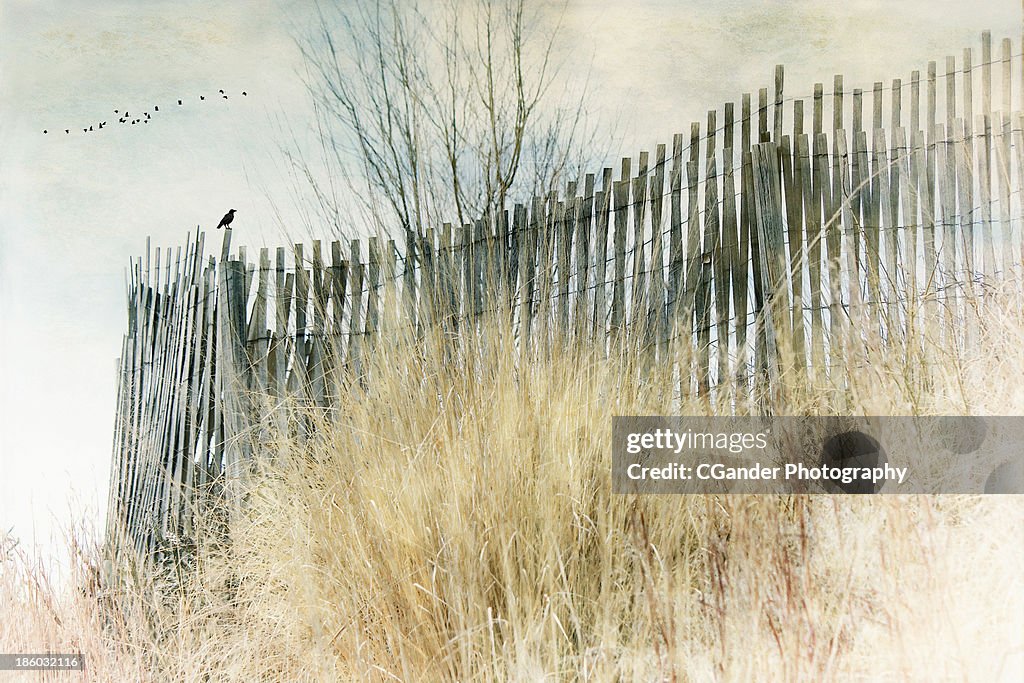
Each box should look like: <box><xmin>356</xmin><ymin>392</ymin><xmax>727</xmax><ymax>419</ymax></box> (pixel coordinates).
<box><xmin>43</xmin><ymin>90</ymin><xmax>249</xmax><ymax>135</ymax></box>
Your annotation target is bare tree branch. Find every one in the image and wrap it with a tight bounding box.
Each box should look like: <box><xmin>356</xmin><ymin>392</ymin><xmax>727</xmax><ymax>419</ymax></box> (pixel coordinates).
<box><xmin>289</xmin><ymin>0</ymin><xmax>603</xmax><ymax>255</ymax></box>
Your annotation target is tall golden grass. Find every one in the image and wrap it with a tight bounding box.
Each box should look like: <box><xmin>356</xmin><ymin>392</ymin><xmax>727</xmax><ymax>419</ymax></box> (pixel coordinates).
<box><xmin>3</xmin><ymin>283</ymin><xmax>1023</xmax><ymax>681</ymax></box>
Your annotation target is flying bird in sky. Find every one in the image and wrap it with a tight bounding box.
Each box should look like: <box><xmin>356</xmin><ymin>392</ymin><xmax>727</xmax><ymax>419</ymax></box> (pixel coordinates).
<box><xmin>47</xmin><ymin>89</ymin><xmax>250</xmax><ymax>135</ymax></box>
<box><xmin>216</xmin><ymin>209</ymin><xmax>237</xmax><ymax>230</ymax></box>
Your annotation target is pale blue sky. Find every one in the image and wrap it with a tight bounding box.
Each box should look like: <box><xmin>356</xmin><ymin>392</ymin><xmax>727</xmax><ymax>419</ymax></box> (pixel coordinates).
<box><xmin>0</xmin><ymin>0</ymin><xmax>313</xmax><ymax>559</ymax></box>
<box><xmin>1</xmin><ymin>0</ymin><xmax>1020</xmax><ymax>561</ymax></box>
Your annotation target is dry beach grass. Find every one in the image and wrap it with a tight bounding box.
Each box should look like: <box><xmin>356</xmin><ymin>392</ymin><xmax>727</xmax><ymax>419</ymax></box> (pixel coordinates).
<box><xmin>2</xmin><ymin>283</ymin><xmax>1024</xmax><ymax>681</ymax></box>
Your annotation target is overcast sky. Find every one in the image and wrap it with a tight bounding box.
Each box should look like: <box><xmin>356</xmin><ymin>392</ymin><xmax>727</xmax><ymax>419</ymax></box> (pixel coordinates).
<box><xmin>1</xmin><ymin>0</ymin><xmax>1020</xmax><ymax>562</ymax></box>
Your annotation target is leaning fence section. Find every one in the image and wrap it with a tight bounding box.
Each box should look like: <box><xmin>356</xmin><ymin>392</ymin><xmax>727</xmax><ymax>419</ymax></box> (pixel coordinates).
<box><xmin>108</xmin><ymin>31</ymin><xmax>1024</xmax><ymax>560</ymax></box>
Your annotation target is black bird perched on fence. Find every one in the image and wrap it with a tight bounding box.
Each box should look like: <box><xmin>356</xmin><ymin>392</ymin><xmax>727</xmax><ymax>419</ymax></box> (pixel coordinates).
<box><xmin>216</xmin><ymin>209</ymin><xmax>237</xmax><ymax>229</ymax></box>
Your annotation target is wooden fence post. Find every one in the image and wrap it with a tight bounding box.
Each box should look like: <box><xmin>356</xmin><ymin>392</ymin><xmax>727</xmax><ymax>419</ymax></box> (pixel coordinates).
<box><xmin>751</xmin><ymin>142</ymin><xmax>789</xmax><ymax>404</ymax></box>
